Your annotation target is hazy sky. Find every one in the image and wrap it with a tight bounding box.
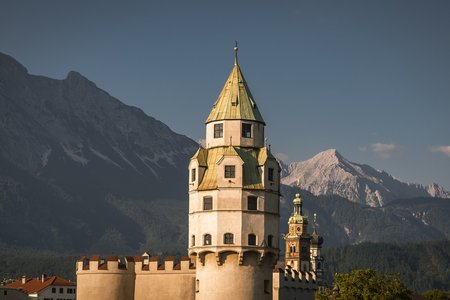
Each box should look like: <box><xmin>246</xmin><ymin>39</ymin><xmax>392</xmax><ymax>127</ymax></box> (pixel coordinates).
<box><xmin>1</xmin><ymin>0</ymin><xmax>449</xmax><ymax>189</ymax></box>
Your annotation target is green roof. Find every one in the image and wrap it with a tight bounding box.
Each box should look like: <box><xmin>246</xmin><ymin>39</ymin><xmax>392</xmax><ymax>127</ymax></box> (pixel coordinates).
<box><xmin>193</xmin><ymin>146</ymin><xmax>275</xmax><ymax>191</ymax></box>
<box><xmin>205</xmin><ymin>61</ymin><xmax>265</xmax><ymax>124</ymax></box>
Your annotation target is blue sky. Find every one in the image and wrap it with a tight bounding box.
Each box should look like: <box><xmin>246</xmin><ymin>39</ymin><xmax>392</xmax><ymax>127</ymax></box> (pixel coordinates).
<box><xmin>1</xmin><ymin>0</ymin><xmax>449</xmax><ymax>189</ymax></box>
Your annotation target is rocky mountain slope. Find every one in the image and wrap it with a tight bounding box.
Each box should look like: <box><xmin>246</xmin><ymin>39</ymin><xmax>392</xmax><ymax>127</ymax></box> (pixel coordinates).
<box><xmin>281</xmin><ymin>149</ymin><xmax>450</xmax><ymax>207</ymax></box>
<box><xmin>0</xmin><ymin>52</ymin><xmax>198</xmax><ymax>253</ymax></box>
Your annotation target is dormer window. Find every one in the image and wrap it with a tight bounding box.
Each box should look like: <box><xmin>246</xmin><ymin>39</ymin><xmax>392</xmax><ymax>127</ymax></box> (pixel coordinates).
<box><xmin>191</xmin><ymin>168</ymin><xmax>196</xmax><ymax>182</ymax></box>
<box><xmin>224</xmin><ymin>165</ymin><xmax>235</xmax><ymax>178</ymax></box>
<box><xmin>242</xmin><ymin>123</ymin><xmax>252</xmax><ymax>138</ymax></box>
<box><xmin>214</xmin><ymin>123</ymin><xmax>223</xmax><ymax>138</ymax></box>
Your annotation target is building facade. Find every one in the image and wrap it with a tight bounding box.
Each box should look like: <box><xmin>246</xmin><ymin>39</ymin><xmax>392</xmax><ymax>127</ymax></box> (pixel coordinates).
<box><xmin>4</xmin><ymin>275</ymin><xmax>76</xmax><ymax>300</ymax></box>
<box><xmin>76</xmin><ymin>46</ymin><xmax>324</xmax><ymax>300</ymax></box>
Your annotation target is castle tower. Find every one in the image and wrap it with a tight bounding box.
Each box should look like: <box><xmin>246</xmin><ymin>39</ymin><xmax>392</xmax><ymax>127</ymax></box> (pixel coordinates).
<box><xmin>284</xmin><ymin>193</ymin><xmax>312</xmax><ymax>272</ymax></box>
<box><xmin>188</xmin><ymin>45</ymin><xmax>281</xmax><ymax>300</ymax></box>
<box><xmin>310</xmin><ymin>213</ymin><xmax>324</xmax><ymax>286</ymax></box>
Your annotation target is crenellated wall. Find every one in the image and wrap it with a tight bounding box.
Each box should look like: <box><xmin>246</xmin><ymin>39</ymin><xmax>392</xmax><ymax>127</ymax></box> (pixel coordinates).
<box><xmin>272</xmin><ymin>267</ymin><xmax>317</xmax><ymax>300</ymax></box>
<box><xmin>76</xmin><ymin>255</ymin><xmax>196</xmax><ymax>300</ymax></box>
<box><xmin>76</xmin><ymin>256</ymin><xmax>136</xmax><ymax>300</ymax></box>
<box><xmin>134</xmin><ymin>255</ymin><xmax>196</xmax><ymax>300</ymax></box>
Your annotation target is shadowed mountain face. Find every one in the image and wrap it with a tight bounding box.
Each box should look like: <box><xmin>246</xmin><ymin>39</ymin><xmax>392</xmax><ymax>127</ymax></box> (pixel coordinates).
<box><xmin>281</xmin><ymin>149</ymin><xmax>450</xmax><ymax>207</ymax></box>
<box><xmin>0</xmin><ymin>53</ymin><xmax>198</xmax><ymax>253</ymax></box>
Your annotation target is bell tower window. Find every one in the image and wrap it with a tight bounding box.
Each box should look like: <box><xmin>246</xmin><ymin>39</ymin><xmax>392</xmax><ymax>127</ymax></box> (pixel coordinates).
<box><xmin>224</xmin><ymin>233</ymin><xmax>234</xmax><ymax>244</ymax></box>
<box><xmin>224</xmin><ymin>165</ymin><xmax>235</xmax><ymax>178</ymax></box>
<box><xmin>214</xmin><ymin>123</ymin><xmax>223</xmax><ymax>138</ymax></box>
<box><xmin>242</xmin><ymin>123</ymin><xmax>252</xmax><ymax>138</ymax></box>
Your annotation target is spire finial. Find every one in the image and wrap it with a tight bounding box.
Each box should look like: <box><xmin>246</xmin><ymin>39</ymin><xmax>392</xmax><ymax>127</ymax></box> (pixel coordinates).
<box><xmin>234</xmin><ymin>41</ymin><xmax>239</xmax><ymax>65</ymax></box>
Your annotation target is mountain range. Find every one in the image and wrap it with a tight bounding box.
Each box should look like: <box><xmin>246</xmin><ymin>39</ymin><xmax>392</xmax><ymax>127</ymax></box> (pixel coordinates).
<box><xmin>281</xmin><ymin>149</ymin><xmax>450</xmax><ymax>207</ymax></box>
<box><xmin>0</xmin><ymin>52</ymin><xmax>449</xmax><ymax>255</ymax></box>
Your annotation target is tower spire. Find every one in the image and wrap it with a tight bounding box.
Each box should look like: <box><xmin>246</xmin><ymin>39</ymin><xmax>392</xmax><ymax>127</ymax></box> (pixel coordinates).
<box><xmin>234</xmin><ymin>41</ymin><xmax>239</xmax><ymax>65</ymax></box>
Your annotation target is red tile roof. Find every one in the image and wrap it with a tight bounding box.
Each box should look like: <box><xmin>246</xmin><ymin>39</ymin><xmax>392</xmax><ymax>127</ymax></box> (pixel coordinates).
<box><xmin>6</xmin><ymin>276</ymin><xmax>75</xmax><ymax>294</ymax></box>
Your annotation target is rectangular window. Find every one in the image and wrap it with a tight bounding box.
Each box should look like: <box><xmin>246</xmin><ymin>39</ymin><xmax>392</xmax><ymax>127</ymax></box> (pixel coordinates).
<box><xmin>60</xmin><ymin>287</ymin><xmax>63</xmax><ymax>293</ymax></box>
<box><xmin>247</xmin><ymin>196</ymin><xmax>257</xmax><ymax>210</ymax></box>
<box><xmin>268</xmin><ymin>168</ymin><xmax>274</xmax><ymax>182</ymax></box>
<box><xmin>264</xmin><ymin>280</ymin><xmax>270</xmax><ymax>294</ymax></box>
<box><xmin>191</xmin><ymin>168</ymin><xmax>196</xmax><ymax>182</ymax></box>
<box><xmin>242</xmin><ymin>123</ymin><xmax>252</xmax><ymax>138</ymax></box>
<box><xmin>196</xmin><ymin>279</ymin><xmax>200</xmax><ymax>292</ymax></box>
<box><xmin>214</xmin><ymin>123</ymin><xmax>223</xmax><ymax>138</ymax></box>
<box><xmin>52</xmin><ymin>288</ymin><xmax>56</xmax><ymax>293</ymax></box>
<box><xmin>224</xmin><ymin>165</ymin><xmax>235</xmax><ymax>178</ymax></box>
<box><xmin>203</xmin><ymin>197</ymin><xmax>212</xmax><ymax>210</ymax></box>
<box><xmin>191</xmin><ymin>235</ymin><xmax>195</xmax><ymax>246</ymax></box>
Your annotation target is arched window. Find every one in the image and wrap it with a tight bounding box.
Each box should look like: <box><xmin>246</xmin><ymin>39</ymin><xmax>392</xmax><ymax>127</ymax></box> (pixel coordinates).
<box><xmin>224</xmin><ymin>233</ymin><xmax>234</xmax><ymax>244</ymax></box>
<box><xmin>204</xmin><ymin>234</ymin><xmax>212</xmax><ymax>245</ymax></box>
<box><xmin>267</xmin><ymin>235</ymin><xmax>273</xmax><ymax>247</ymax></box>
<box><xmin>248</xmin><ymin>234</ymin><xmax>256</xmax><ymax>245</ymax></box>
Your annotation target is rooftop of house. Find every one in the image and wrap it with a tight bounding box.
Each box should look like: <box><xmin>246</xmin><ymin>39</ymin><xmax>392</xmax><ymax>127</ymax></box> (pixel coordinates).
<box><xmin>6</xmin><ymin>275</ymin><xmax>75</xmax><ymax>294</ymax></box>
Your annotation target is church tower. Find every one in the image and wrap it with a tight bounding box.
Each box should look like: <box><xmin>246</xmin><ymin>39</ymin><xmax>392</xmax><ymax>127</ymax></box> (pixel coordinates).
<box><xmin>188</xmin><ymin>45</ymin><xmax>281</xmax><ymax>300</ymax></box>
<box><xmin>284</xmin><ymin>193</ymin><xmax>312</xmax><ymax>272</ymax></box>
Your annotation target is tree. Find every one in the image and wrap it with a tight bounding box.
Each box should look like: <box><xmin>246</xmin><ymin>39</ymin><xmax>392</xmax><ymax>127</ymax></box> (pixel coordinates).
<box><xmin>315</xmin><ymin>269</ymin><xmax>411</xmax><ymax>300</ymax></box>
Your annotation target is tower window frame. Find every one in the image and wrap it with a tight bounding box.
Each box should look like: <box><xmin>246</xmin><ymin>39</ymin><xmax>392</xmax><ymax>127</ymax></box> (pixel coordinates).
<box><xmin>203</xmin><ymin>196</ymin><xmax>213</xmax><ymax>210</ymax></box>
<box><xmin>268</xmin><ymin>167</ymin><xmax>274</xmax><ymax>182</ymax></box>
<box><xmin>203</xmin><ymin>234</ymin><xmax>212</xmax><ymax>245</ymax></box>
<box><xmin>224</xmin><ymin>165</ymin><xmax>235</xmax><ymax>178</ymax></box>
<box><xmin>242</xmin><ymin>123</ymin><xmax>252</xmax><ymax>138</ymax></box>
<box><xmin>214</xmin><ymin>123</ymin><xmax>223</xmax><ymax>138</ymax></box>
<box><xmin>247</xmin><ymin>196</ymin><xmax>257</xmax><ymax>211</ymax></box>
<box><xmin>191</xmin><ymin>168</ymin><xmax>196</xmax><ymax>182</ymax></box>
<box><xmin>268</xmin><ymin>235</ymin><xmax>273</xmax><ymax>247</ymax></box>
<box><xmin>248</xmin><ymin>234</ymin><xmax>256</xmax><ymax>246</ymax></box>
<box><xmin>223</xmin><ymin>233</ymin><xmax>234</xmax><ymax>244</ymax></box>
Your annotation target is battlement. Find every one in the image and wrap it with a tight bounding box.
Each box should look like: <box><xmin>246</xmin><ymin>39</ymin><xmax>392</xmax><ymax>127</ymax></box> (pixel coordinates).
<box><xmin>272</xmin><ymin>267</ymin><xmax>318</xmax><ymax>291</ymax></box>
<box><xmin>76</xmin><ymin>254</ymin><xmax>195</xmax><ymax>274</ymax></box>
<box><xmin>135</xmin><ymin>255</ymin><xmax>195</xmax><ymax>274</ymax></box>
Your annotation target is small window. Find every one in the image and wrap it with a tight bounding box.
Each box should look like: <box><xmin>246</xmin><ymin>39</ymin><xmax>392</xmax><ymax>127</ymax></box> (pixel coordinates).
<box><xmin>191</xmin><ymin>168</ymin><xmax>196</xmax><ymax>182</ymax></box>
<box><xmin>52</xmin><ymin>288</ymin><xmax>56</xmax><ymax>293</ymax></box>
<box><xmin>268</xmin><ymin>235</ymin><xmax>273</xmax><ymax>247</ymax></box>
<box><xmin>4</xmin><ymin>291</ymin><xmax>7</xmax><ymax>296</ymax></box>
<box><xmin>247</xmin><ymin>196</ymin><xmax>257</xmax><ymax>210</ymax></box>
<box><xmin>224</xmin><ymin>165</ymin><xmax>235</xmax><ymax>178</ymax></box>
<box><xmin>248</xmin><ymin>234</ymin><xmax>256</xmax><ymax>245</ymax></box>
<box><xmin>60</xmin><ymin>287</ymin><xmax>63</xmax><ymax>293</ymax></box>
<box><xmin>214</xmin><ymin>123</ymin><xmax>223</xmax><ymax>138</ymax></box>
<box><xmin>196</xmin><ymin>279</ymin><xmax>200</xmax><ymax>292</ymax></box>
<box><xmin>264</xmin><ymin>279</ymin><xmax>270</xmax><ymax>294</ymax></box>
<box><xmin>191</xmin><ymin>235</ymin><xmax>195</xmax><ymax>246</ymax></box>
<box><xmin>224</xmin><ymin>233</ymin><xmax>234</xmax><ymax>244</ymax></box>
<box><xmin>203</xmin><ymin>197</ymin><xmax>213</xmax><ymax>210</ymax></box>
<box><xmin>268</xmin><ymin>168</ymin><xmax>274</xmax><ymax>182</ymax></box>
<box><xmin>242</xmin><ymin>123</ymin><xmax>252</xmax><ymax>138</ymax></box>
<box><xmin>204</xmin><ymin>234</ymin><xmax>212</xmax><ymax>245</ymax></box>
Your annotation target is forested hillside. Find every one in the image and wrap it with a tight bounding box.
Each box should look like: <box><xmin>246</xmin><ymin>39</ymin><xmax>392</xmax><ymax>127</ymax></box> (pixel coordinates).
<box><xmin>322</xmin><ymin>240</ymin><xmax>450</xmax><ymax>293</ymax></box>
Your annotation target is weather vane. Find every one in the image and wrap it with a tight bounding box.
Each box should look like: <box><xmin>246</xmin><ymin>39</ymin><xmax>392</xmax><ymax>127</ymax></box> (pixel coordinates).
<box><xmin>234</xmin><ymin>41</ymin><xmax>239</xmax><ymax>65</ymax></box>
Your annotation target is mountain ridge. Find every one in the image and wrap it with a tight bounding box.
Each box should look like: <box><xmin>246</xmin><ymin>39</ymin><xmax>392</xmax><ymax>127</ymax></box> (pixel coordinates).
<box><xmin>281</xmin><ymin>149</ymin><xmax>450</xmax><ymax>207</ymax></box>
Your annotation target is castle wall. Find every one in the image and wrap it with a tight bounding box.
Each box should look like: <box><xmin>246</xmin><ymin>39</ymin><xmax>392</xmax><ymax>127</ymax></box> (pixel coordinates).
<box><xmin>134</xmin><ymin>256</ymin><xmax>196</xmax><ymax>300</ymax></box>
<box><xmin>272</xmin><ymin>268</ymin><xmax>317</xmax><ymax>300</ymax></box>
<box><xmin>76</xmin><ymin>256</ymin><xmax>135</xmax><ymax>300</ymax></box>
<box><xmin>195</xmin><ymin>252</ymin><xmax>274</xmax><ymax>300</ymax></box>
